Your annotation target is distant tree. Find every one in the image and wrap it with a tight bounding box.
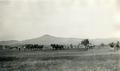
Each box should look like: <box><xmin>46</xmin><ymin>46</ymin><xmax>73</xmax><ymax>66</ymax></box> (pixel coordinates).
<box><xmin>51</xmin><ymin>44</ymin><xmax>64</xmax><ymax>50</ymax></box>
<box><xmin>81</xmin><ymin>39</ymin><xmax>90</xmax><ymax>49</ymax></box>
<box><xmin>109</xmin><ymin>41</ymin><xmax>120</xmax><ymax>51</ymax></box>
<box><xmin>115</xmin><ymin>41</ymin><xmax>120</xmax><ymax>50</ymax></box>
<box><xmin>25</xmin><ymin>44</ymin><xmax>43</xmax><ymax>50</ymax></box>
<box><xmin>116</xmin><ymin>41</ymin><xmax>119</xmax><ymax>48</ymax></box>
<box><xmin>109</xmin><ymin>42</ymin><xmax>114</xmax><ymax>48</ymax></box>
<box><xmin>70</xmin><ymin>44</ymin><xmax>73</xmax><ymax>48</ymax></box>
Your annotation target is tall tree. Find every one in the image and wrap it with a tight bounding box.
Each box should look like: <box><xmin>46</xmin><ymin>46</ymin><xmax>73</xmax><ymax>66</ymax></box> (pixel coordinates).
<box><xmin>109</xmin><ymin>42</ymin><xmax>114</xmax><ymax>48</ymax></box>
<box><xmin>81</xmin><ymin>39</ymin><xmax>90</xmax><ymax>49</ymax></box>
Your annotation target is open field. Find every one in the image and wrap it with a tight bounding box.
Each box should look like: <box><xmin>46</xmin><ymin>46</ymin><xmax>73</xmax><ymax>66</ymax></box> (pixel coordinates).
<box><xmin>0</xmin><ymin>47</ymin><xmax>120</xmax><ymax>71</ymax></box>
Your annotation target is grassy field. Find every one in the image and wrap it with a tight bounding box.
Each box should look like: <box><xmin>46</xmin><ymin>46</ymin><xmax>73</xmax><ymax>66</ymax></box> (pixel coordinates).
<box><xmin>0</xmin><ymin>47</ymin><xmax>120</xmax><ymax>71</ymax></box>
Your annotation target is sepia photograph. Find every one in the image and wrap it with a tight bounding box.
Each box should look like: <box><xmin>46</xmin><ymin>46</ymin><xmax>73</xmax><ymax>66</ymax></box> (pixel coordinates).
<box><xmin>0</xmin><ymin>0</ymin><xmax>120</xmax><ymax>71</ymax></box>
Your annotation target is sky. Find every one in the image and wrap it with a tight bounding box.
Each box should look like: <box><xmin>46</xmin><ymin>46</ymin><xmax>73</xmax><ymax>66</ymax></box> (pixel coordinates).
<box><xmin>0</xmin><ymin>0</ymin><xmax>120</xmax><ymax>40</ymax></box>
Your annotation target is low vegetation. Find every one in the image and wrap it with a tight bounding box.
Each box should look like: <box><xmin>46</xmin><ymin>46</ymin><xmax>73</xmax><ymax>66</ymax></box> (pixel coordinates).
<box><xmin>0</xmin><ymin>39</ymin><xmax>120</xmax><ymax>71</ymax></box>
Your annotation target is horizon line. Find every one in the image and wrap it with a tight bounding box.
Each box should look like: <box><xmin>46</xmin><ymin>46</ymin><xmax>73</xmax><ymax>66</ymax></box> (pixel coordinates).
<box><xmin>0</xmin><ymin>34</ymin><xmax>120</xmax><ymax>41</ymax></box>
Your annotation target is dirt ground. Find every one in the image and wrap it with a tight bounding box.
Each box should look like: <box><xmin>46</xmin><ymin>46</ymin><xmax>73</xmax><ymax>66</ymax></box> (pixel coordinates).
<box><xmin>0</xmin><ymin>47</ymin><xmax>120</xmax><ymax>71</ymax></box>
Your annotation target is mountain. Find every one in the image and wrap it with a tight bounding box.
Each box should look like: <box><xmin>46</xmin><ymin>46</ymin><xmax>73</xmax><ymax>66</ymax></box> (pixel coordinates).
<box><xmin>21</xmin><ymin>34</ymin><xmax>82</xmax><ymax>45</ymax></box>
<box><xmin>0</xmin><ymin>40</ymin><xmax>19</xmax><ymax>45</ymax></box>
<box><xmin>0</xmin><ymin>35</ymin><xmax>120</xmax><ymax>46</ymax></box>
<box><xmin>21</xmin><ymin>35</ymin><xmax>120</xmax><ymax>45</ymax></box>
<box><xmin>91</xmin><ymin>38</ymin><xmax>120</xmax><ymax>45</ymax></box>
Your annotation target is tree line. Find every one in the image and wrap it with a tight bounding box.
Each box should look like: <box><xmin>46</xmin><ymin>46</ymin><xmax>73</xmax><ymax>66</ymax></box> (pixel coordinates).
<box><xmin>0</xmin><ymin>39</ymin><xmax>94</xmax><ymax>50</ymax></box>
<box><xmin>0</xmin><ymin>39</ymin><xmax>120</xmax><ymax>51</ymax></box>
